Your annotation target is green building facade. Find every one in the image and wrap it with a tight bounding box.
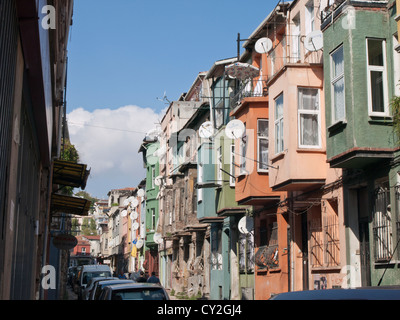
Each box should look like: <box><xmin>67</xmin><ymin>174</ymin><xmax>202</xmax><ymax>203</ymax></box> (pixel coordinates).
<box><xmin>322</xmin><ymin>0</ymin><xmax>400</xmax><ymax>287</ymax></box>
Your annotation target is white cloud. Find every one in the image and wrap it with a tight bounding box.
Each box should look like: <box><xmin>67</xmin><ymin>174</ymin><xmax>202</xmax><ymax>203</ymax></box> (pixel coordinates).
<box><xmin>67</xmin><ymin>105</ymin><xmax>162</xmax><ymax>199</ymax></box>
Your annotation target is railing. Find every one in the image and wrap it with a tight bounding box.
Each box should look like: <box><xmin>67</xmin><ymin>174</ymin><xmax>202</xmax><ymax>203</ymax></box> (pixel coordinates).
<box><xmin>230</xmin><ymin>77</ymin><xmax>268</xmax><ymax>107</ymax></box>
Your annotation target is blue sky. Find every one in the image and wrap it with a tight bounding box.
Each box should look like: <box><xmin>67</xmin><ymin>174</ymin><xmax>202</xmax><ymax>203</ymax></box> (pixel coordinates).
<box><xmin>66</xmin><ymin>0</ymin><xmax>278</xmax><ymax>199</ymax></box>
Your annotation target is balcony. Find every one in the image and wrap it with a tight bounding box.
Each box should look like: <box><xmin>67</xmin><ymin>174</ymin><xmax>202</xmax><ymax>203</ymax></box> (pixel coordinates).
<box><xmin>230</xmin><ymin>77</ymin><xmax>268</xmax><ymax>108</ymax></box>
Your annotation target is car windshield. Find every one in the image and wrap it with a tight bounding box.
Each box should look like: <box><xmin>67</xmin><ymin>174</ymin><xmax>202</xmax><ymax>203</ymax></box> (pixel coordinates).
<box><xmin>111</xmin><ymin>288</ymin><xmax>167</xmax><ymax>300</ymax></box>
<box><xmin>83</xmin><ymin>271</ymin><xmax>111</xmax><ymax>284</ymax></box>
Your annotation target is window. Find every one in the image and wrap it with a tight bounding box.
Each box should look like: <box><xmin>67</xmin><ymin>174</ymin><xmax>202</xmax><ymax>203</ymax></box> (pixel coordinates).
<box><xmin>151</xmin><ymin>166</ymin><xmax>155</xmax><ymax>189</ymax></box>
<box><xmin>367</xmin><ymin>38</ymin><xmax>389</xmax><ymax>116</ymax></box>
<box><xmin>373</xmin><ymin>182</ymin><xmax>392</xmax><ymax>262</ymax></box>
<box><xmin>309</xmin><ymin>200</ymin><xmax>340</xmax><ymax>268</ymax></box>
<box><xmin>230</xmin><ymin>144</ymin><xmax>235</xmax><ymax>186</ymax></box>
<box><xmin>257</xmin><ymin>119</ymin><xmax>269</xmax><ymax>171</ymax></box>
<box><xmin>151</xmin><ymin>208</ymin><xmax>156</xmax><ymax>230</ymax></box>
<box><xmin>239</xmin><ymin>232</ymin><xmax>254</xmax><ymax>273</ymax></box>
<box><xmin>291</xmin><ymin>15</ymin><xmax>301</xmax><ymax>62</ymax></box>
<box><xmin>305</xmin><ymin>0</ymin><xmax>315</xmax><ymax>35</ymax></box>
<box><xmin>239</xmin><ymin>124</ymin><xmax>247</xmax><ymax>175</ymax></box>
<box><xmin>274</xmin><ymin>94</ymin><xmax>284</xmax><ymax>154</ymax></box>
<box><xmin>197</xmin><ymin>162</ymin><xmax>203</xmax><ymax>202</ymax></box>
<box><xmin>255</xmin><ymin>217</ymin><xmax>279</xmax><ymax>270</ymax></box>
<box><xmin>217</xmin><ymin>146</ymin><xmax>222</xmax><ymax>183</ymax></box>
<box><xmin>330</xmin><ymin>45</ymin><xmax>345</xmax><ymax>123</ymax></box>
<box><xmin>298</xmin><ymin>88</ymin><xmax>320</xmax><ymax>148</ymax></box>
<box><xmin>211</xmin><ymin>228</ymin><xmax>223</xmax><ymax>270</ymax></box>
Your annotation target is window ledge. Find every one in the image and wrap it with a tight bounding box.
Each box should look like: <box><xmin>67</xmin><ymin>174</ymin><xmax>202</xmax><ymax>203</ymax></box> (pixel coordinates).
<box><xmin>271</xmin><ymin>152</ymin><xmax>285</xmax><ymax>163</ymax></box>
<box><xmin>374</xmin><ymin>260</ymin><xmax>400</xmax><ymax>266</ymax></box>
<box><xmin>368</xmin><ymin>116</ymin><xmax>393</xmax><ymax>125</ymax></box>
<box><xmin>296</xmin><ymin>148</ymin><xmax>325</xmax><ymax>154</ymax></box>
<box><xmin>328</xmin><ymin>120</ymin><xmax>347</xmax><ymax>133</ymax></box>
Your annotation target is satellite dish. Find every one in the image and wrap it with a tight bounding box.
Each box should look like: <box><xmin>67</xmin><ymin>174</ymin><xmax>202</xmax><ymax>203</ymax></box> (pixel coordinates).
<box><xmin>120</xmin><ymin>209</ymin><xmax>128</xmax><ymax>217</ymax></box>
<box><xmin>153</xmin><ymin>232</ymin><xmax>163</xmax><ymax>244</ymax></box>
<box><xmin>304</xmin><ymin>30</ymin><xmax>323</xmax><ymax>52</ymax></box>
<box><xmin>123</xmin><ymin>199</ymin><xmax>130</xmax><ymax>207</ymax></box>
<box><xmin>238</xmin><ymin>216</ymin><xmax>254</xmax><ymax>234</ymax></box>
<box><xmin>225</xmin><ymin>119</ymin><xmax>245</xmax><ymax>139</ymax></box>
<box><xmin>131</xmin><ymin>198</ymin><xmax>139</xmax><ymax>208</ymax></box>
<box><xmin>137</xmin><ymin>189</ymin><xmax>145</xmax><ymax>197</ymax></box>
<box><xmin>130</xmin><ymin>211</ymin><xmax>138</xmax><ymax>220</ymax></box>
<box><xmin>136</xmin><ymin>239</ymin><xmax>144</xmax><ymax>249</ymax></box>
<box><xmin>154</xmin><ymin>175</ymin><xmax>164</xmax><ymax>187</ymax></box>
<box><xmin>132</xmin><ymin>221</ymin><xmax>139</xmax><ymax>230</ymax></box>
<box><xmin>255</xmin><ymin>37</ymin><xmax>273</xmax><ymax>54</ymax></box>
<box><xmin>199</xmin><ymin>121</ymin><xmax>214</xmax><ymax>139</ymax></box>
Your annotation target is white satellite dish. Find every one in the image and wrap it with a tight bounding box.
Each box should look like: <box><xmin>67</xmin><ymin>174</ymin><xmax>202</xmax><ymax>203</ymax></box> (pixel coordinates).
<box><xmin>137</xmin><ymin>189</ymin><xmax>145</xmax><ymax>197</ymax></box>
<box><xmin>120</xmin><ymin>209</ymin><xmax>128</xmax><ymax>217</ymax></box>
<box><xmin>132</xmin><ymin>221</ymin><xmax>139</xmax><ymax>230</ymax></box>
<box><xmin>255</xmin><ymin>37</ymin><xmax>273</xmax><ymax>54</ymax></box>
<box><xmin>123</xmin><ymin>199</ymin><xmax>130</xmax><ymax>207</ymax></box>
<box><xmin>130</xmin><ymin>211</ymin><xmax>138</xmax><ymax>220</ymax></box>
<box><xmin>225</xmin><ymin>119</ymin><xmax>245</xmax><ymax>139</ymax></box>
<box><xmin>131</xmin><ymin>198</ymin><xmax>139</xmax><ymax>208</ymax></box>
<box><xmin>153</xmin><ymin>232</ymin><xmax>163</xmax><ymax>244</ymax></box>
<box><xmin>199</xmin><ymin>121</ymin><xmax>214</xmax><ymax>139</ymax></box>
<box><xmin>136</xmin><ymin>239</ymin><xmax>144</xmax><ymax>249</ymax></box>
<box><xmin>154</xmin><ymin>175</ymin><xmax>164</xmax><ymax>187</ymax></box>
<box><xmin>238</xmin><ymin>216</ymin><xmax>254</xmax><ymax>234</ymax></box>
<box><xmin>304</xmin><ymin>30</ymin><xmax>323</xmax><ymax>52</ymax></box>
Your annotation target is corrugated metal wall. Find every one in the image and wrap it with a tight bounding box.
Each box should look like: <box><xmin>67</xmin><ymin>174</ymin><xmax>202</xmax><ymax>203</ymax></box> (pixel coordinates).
<box><xmin>0</xmin><ymin>0</ymin><xmax>19</xmax><ymax>286</ymax></box>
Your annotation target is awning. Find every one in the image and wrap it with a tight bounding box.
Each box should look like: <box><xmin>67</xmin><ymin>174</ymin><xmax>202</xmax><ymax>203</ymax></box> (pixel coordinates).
<box><xmin>51</xmin><ymin>193</ymin><xmax>91</xmax><ymax>216</ymax></box>
<box><xmin>52</xmin><ymin>159</ymin><xmax>90</xmax><ymax>189</ymax></box>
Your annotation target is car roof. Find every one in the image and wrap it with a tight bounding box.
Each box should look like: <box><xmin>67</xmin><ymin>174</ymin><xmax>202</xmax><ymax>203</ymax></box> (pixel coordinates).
<box><xmin>82</xmin><ymin>264</ymin><xmax>110</xmax><ymax>269</ymax></box>
<box><xmin>270</xmin><ymin>287</ymin><xmax>400</xmax><ymax>300</ymax></box>
<box><xmin>97</xmin><ymin>279</ymin><xmax>133</xmax><ymax>286</ymax></box>
<box><xmin>92</xmin><ymin>277</ymin><xmax>117</xmax><ymax>283</ymax></box>
<box><xmin>104</xmin><ymin>282</ymin><xmax>164</xmax><ymax>291</ymax></box>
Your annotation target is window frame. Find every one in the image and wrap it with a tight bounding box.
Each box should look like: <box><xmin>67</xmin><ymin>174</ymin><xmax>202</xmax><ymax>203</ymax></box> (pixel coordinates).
<box><xmin>297</xmin><ymin>87</ymin><xmax>321</xmax><ymax>149</ymax></box>
<box><xmin>230</xmin><ymin>144</ymin><xmax>236</xmax><ymax>186</ymax></box>
<box><xmin>366</xmin><ymin>38</ymin><xmax>389</xmax><ymax>117</ymax></box>
<box><xmin>330</xmin><ymin>45</ymin><xmax>346</xmax><ymax>124</ymax></box>
<box><xmin>274</xmin><ymin>94</ymin><xmax>284</xmax><ymax>155</ymax></box>
<box><xmin>257</xmin><ymin>119</ymin><xmax>269</xmax><ymax>172</ymax></box>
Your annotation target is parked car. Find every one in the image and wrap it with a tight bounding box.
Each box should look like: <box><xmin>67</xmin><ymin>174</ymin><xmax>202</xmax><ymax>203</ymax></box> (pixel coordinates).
<box><xmin>82</xmin><ymin>276</ymin><xmax>116</xmax><ymax>300</ymax></box>
<box><xmin>90</xmin><ymin>278</ymin><xmax>134</xmax><ymax>300</ymax></box>
<box><xmin>269</xmin><ymin>287</ymin><xmax>400</xmax><ymax>300</ymax></box>
<box><xmin>98</xmin><ymin>283</ymin><xmax>170</xmax><ymax>300</ymax></box>
<box><xmin>76</xmin><ymin>264</ymin><xmax>112</xmax><ymax>300</ymax></box>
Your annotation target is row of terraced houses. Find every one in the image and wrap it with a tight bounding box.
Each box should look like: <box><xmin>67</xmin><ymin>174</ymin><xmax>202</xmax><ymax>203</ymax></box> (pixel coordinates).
<box><xmin>92</xmin><ymin>0</ymin><xmax>400</xmax><ymax>300</ymax></box>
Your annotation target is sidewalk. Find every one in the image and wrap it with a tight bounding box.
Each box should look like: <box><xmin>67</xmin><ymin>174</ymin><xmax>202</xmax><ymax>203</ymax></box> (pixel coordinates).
<box><xmin>65</xmin><ymin>286</ymin><xmax>78</xmax><ymax>300</ymax></box>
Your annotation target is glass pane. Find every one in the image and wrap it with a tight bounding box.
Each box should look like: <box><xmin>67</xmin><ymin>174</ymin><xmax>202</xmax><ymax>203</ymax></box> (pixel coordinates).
<box><xmin>333</xmin><ymin>77</ymin><xmax>345</xmax><ymax>121</ymax></box>
<box><xmin>370</xmin><ymin>70</ymin><xmax>384</xmax><ymax>112</ymax></box>
<box><xmin>258</xmin><ymin>120</ymin><xmax>269</xmax><ymax>137</ymax></box>
<box><xmin>259</xmin><ymin>139</ymin><xmax>269</xmax><ymax>170</ymax></box>
<box><xmin>275</xmin><ymin>94</ymin><xmax>283</xmax><ymax>119</ymax></box>
<box><xmin>332</xmin><ymin>46</ymin><xmax>344</xmax><ymax>78</ymax></box>
<box><xmin>368</xmin><ymin>39</ymin><xmax>384</xmax><ymax>66</ymax></box>
<box><xmin>300</xmin><ymin>114</ymin><xmax>319</xmax><ymax>146</ymax></box>
<box><xmin>300</xmin><ymin>88</ymin><xmax>319</xmax><ymax>110</ymax></box>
